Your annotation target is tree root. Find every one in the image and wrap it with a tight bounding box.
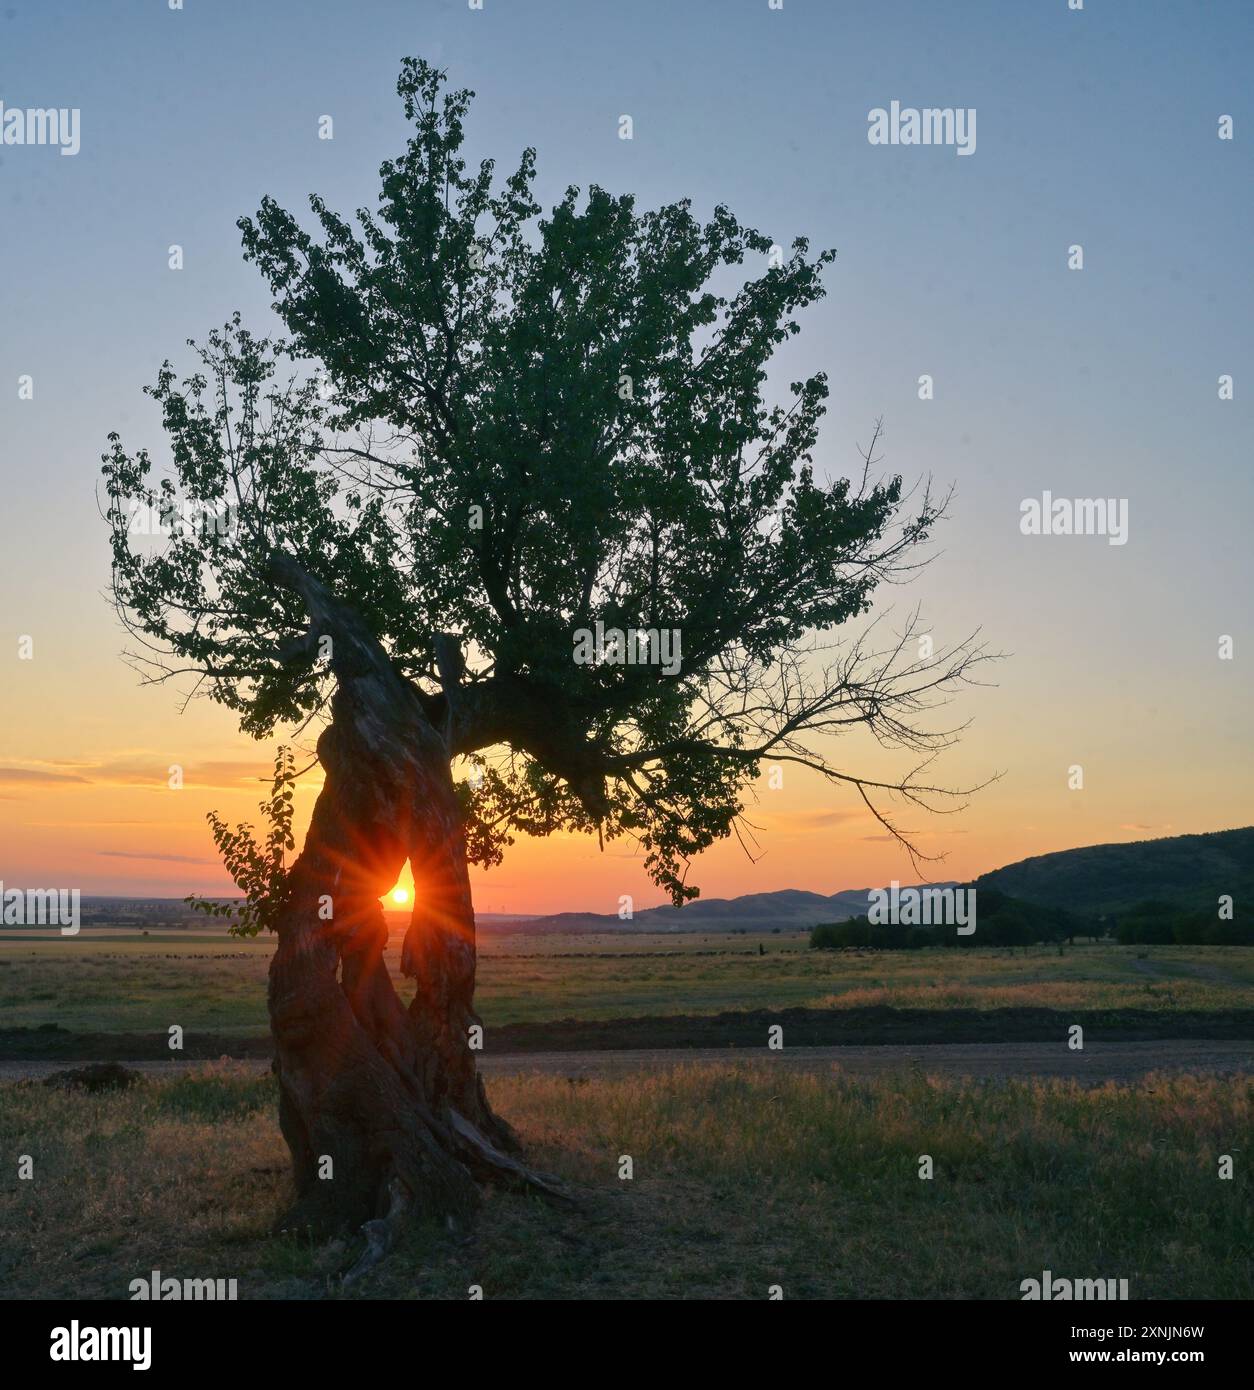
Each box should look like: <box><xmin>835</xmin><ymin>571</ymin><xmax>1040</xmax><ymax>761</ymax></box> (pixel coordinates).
<box><xmin>342</xmin><ymin>1177</ymin><xmax>412</xmax><ymax>1286</ymax></box>
<box><xmin>449</xmin><ymin>1108</ymin><xmax>576</xmax><ymax>1206</ymax></box>
<box><xmin>340</xmin><ymin>1121</ymin><xmax>574</xmax><ymax>1287</ymax></box>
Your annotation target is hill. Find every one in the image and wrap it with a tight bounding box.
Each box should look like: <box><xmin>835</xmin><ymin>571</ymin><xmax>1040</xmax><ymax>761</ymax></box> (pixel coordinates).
<box><xmin>975</xmin><ymin>827</ymin><xmax>1254</xmax><ymax>917</ymax></box>
<box><xmin>479</xmin><ymin>886</ymin><xmax>958</xmax><ymax>934</ymax></box>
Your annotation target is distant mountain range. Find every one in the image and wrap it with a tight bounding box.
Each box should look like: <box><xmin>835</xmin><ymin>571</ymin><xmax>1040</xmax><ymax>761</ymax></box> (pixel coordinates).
<box><xmin>483</xmin><ymin>826</ymin><xmax>1254</xmax><ymax>932</ymax></box>
<box><xmin>55</xmin><ymin>826</ymin><xmax>1254</xmax><ymax>934</ymax></box>
<box><xmin>481</xmin><ymin>886</ymin><xmax>956</xmax><ymax>934</ymax></box>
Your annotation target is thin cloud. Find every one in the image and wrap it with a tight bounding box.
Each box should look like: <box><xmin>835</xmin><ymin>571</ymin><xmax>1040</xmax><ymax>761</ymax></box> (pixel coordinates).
<box><xmin>757</xmin><ymin>807</ymin><xmax>865</xmax><ymax>832</ymax></box>
<box><xmin>68</xmin><ymin>757</ymin><xmax>276</xmax><ymax>790</ymax></box>
<box><xmin>97</xmin><ymin>850</ymin><xmax>219</xmax><ymax>865</ymax></box>
<box><xmin>2</xmin><ymin>753</ymin><xmax>321</xmax><ymax>792</ymax></box>
<box><xmin>21</xmin><ymin>819</ymin><xmax>171</xmax><ymax>829</ymax></box>
<box><xmin>859</xmin><ymin>828</ymin><xmax>966</xmax><ymax>842</ymax></box>
<box><xmin>0</xmin><ymin>767</ymin><xmax>90</xmax><ymax>784</ymax></box>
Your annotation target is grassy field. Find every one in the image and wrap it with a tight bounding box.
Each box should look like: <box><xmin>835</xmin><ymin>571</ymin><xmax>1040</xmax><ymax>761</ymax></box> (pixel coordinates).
<box><xmin>4</xmin><ymin>931</ymin><xmax>1250</xmax><ymax>1300</ymax></box>
<box><xmin>0</xmin><ymin>1062</ymin><xmax>1248</xmax><ymax>1300</ymax></box>
<box><xmin>3</xmin><ymin>933</ymin><xmax>1254</xmax><ymax>1038</ymax></box>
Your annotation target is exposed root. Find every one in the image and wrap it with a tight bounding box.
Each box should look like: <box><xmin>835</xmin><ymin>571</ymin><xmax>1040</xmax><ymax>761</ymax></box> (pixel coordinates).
<box><xmin>449</xmin><ymin>1109</ymin><xmax>576</xmax><ymax>1206</ymax></box>
<box><xmin>340</xmin><ymin>1120</ymin><xmax>573</xmax><ymax>1287</ymax></box>
<box><xmin>342</xmin><ymin>1177</ymin><xmax>412</xmax><ymax>1286</ymax></box>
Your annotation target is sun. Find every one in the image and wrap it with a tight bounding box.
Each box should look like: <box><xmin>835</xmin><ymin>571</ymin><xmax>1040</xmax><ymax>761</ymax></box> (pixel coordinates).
<box><xmin>390</xmin><ymin>887</ymin><xmax>410</xmax><ymax>905</ymax></box>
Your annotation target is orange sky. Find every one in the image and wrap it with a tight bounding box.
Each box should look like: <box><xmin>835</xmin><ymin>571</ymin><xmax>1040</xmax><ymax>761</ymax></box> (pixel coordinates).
<box><xmin>3</xmin><ymin>604</ymin><xmax>1249</xmax><ymax>913</ymax></box>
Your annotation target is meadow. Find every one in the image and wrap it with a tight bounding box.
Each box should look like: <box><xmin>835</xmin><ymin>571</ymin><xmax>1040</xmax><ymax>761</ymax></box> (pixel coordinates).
<box><xmin>3</xmin><ymin>930</ymin><xmax>1251</xmax><ymax>1300</ymax></box>
<box><xmin>3</xmin><ymin>932</ymin><xmax>1254</xmax><ymax>1039</ymax></box>
<box><xmin>0</xmin><ymin>1063</ymin><xmax>1248</xmax><ymax>1300</ymax></box>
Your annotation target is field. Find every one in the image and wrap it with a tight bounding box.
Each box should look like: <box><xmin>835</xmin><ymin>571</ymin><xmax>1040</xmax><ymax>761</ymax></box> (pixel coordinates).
<box><xmin>3</xmin><ymin>931</ymin><xmax>1254</xmax><ymax>1040</ymax></box>
<box><xmin>3</xmin><ymin>928</ymin><xmax>1251</xmax><ymax>1300</ymax></box>
<box><xmin>1</xmin><ymin>1063</ymin><xmax>1249</xmax><ymax>1300</ymax></box>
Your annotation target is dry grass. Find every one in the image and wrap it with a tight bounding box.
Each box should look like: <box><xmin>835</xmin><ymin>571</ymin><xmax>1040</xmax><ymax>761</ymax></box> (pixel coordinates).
<box><xmin>3</xmin><ymin>937</ymin><xmax>1252</xmax><ymax>1036</ymax></box>
<box><xmin>1</xmin><ymin>1062</ymin><xmax>1249</xmax><ymax>1300</ymax></box>
<box><xmin>813</xmin><ymin>980</ymin><xmax>1230</xmax><ymax>1010</ymax></box>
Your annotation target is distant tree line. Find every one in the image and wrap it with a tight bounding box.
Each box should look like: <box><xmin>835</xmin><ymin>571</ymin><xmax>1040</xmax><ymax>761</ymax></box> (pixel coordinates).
<box><xmin>811</xmin><ymin>891</ymin><xmax>1096</xmax><ymax>950</ymax></box>
<box><xmin>1112</xmin><ymin>901</ymin><xmax>1253</xmax><ymax>946</ymax></box>
<box><xmin>810</xmin><ymin>891</ymin><xmax>1251</xmax><ymax>949</ymax></box>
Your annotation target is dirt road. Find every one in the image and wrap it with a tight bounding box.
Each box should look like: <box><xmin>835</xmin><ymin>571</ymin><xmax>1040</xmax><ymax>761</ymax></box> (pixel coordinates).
<box><xmin>2</xmin><ymin>1038</ymin><xmax>1248</xmax><ymax>1086</ymax></box>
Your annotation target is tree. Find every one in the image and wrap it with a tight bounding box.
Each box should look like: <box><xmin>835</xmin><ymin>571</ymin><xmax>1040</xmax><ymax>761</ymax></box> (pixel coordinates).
<box><xmin>102</xmin><ymin>58</ymin><xmax>989</xmax><ymax>1253</ymax></box>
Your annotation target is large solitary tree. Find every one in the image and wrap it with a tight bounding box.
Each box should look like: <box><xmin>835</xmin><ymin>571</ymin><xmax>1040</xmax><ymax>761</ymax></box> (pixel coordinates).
<box><xmin>103</xmin><ymin>60</ymin><xmax>986</xmax><ymax>1256</ymax></box>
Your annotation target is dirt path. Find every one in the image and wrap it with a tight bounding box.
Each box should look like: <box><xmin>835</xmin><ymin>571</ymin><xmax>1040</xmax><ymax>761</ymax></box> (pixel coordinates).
<box><xmin>2</xmin><ymin>1038</ymin><xmax>1249</xmax><ymax>1086</ymax></box>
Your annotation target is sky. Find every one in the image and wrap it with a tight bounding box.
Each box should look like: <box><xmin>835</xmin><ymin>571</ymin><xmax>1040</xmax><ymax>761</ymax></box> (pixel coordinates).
<box><xmin>1</xmin><ymin>0</ymin><xmax>1251</xmax><ymax>913</ymax></box>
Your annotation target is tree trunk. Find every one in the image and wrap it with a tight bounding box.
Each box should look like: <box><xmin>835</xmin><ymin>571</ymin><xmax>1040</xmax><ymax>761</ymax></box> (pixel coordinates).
<box><xmin>265</xmin><ymin>555</ymin><xmax>564</xmax><ymax>1253</ymax></box>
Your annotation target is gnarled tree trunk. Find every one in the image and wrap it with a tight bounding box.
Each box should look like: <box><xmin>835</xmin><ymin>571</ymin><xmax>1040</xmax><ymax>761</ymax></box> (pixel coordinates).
<box><xmin>265</xmin><ymin>556</ymin><xmax>564</xmax><ymax>1260</ymax></box>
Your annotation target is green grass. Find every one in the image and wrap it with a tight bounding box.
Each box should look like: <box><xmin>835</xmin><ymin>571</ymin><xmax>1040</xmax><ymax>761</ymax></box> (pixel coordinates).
<box><xmin>0</xmin><ymin>939</ymin><xmax>273</xmax><ymax>1036</ymax></box>
<box><xmin>0</xmin><ymin>1063</ymin><xmax>1248</xmax><ymax>1299</ymax></box>
<box><xmin>2</xmin><ymin>935</ymin><xmax>1253</xmax><ymax>1037</ymax></box>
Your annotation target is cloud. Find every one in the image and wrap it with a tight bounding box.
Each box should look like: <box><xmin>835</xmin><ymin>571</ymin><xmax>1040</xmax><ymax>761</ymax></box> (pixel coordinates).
<box><xmin>791</xmin><ymin>808</ymin><xmax>864</xmax><ymax>829</ymax></box>
<box><xmin>0</xmin><ymin>756</ymin><xmax>273</xmax><ymax>789</ymax></box>
<box><xmin>757</xmin><ymin>807</ymin><xmax>866</xmax><ymax>833</ymax></box>
<box><xmin>49</xmin><ymin>756</ymin><xmax>279</xmax><ymax>790</ymax></box>
<box><xmin>0</xmin><ymin>767</ymin><xmax>90</xmax><ymax>784</ymax></box>
<box><xmin>859</xmin><ymin>828</ymin><xmax>966</xmax><ymax>842</ymax></box>
<box><xmin>97</xmin><ymin>850</ymin><xmax>219</xmax><ymax>865</ymax></box>
<box><xmin>21</xmin><ymin>819</ymin><xmax>170</xmax><ymax>829</ymax></box>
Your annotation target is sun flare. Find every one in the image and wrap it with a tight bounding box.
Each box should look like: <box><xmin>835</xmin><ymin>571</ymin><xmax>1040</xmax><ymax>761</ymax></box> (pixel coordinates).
<box><xmin>390</xmin><ymin>887</ymin><xmax>409</xmax><ymax>905</ymax></box>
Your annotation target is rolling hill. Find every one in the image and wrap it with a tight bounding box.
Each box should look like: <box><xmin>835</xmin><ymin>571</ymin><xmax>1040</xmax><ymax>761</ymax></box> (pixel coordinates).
<box><xmin>480</xmin><ymin>886</ymin><xmax>956</xmax><ymax>934</ymax></box>
<box><xmin>482</xmin><ymin>827</ymin><xmax>1253</xmax><ymax>933</ymax></box>
<box><xmin>974</xmin><ymin>827</ymin><xmax>1254</xmax><ymax>918</ymax></box>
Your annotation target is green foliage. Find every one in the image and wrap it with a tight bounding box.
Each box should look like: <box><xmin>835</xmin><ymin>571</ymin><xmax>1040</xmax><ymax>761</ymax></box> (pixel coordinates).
<box><xmin>1114</xmin><ymin>903</ymin><xmax>1254</xmax><ymax>946</ymax></box>
<box><xmin>811</xmin><ymin>918</ymin><xmax>933</xmax><ymax>951</ymax></box>
<box><xmin>185</xmin><ymin>748</ymin><xmax>296</xmax><ymax>937</ymax></box>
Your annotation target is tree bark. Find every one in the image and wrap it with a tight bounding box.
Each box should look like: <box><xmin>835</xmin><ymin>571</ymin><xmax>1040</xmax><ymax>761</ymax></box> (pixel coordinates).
<box><xmin>265</xmin><ymin>555</ymin><xmax>564</xmax><ymax>1247</ymax></box>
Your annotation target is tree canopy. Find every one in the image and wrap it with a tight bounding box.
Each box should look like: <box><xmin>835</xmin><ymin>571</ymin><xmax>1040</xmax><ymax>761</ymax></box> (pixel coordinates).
<box><xmin>103</xmin><ymin>58</ymin><xmax>987</xmax><ymax>904</ymax></box>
